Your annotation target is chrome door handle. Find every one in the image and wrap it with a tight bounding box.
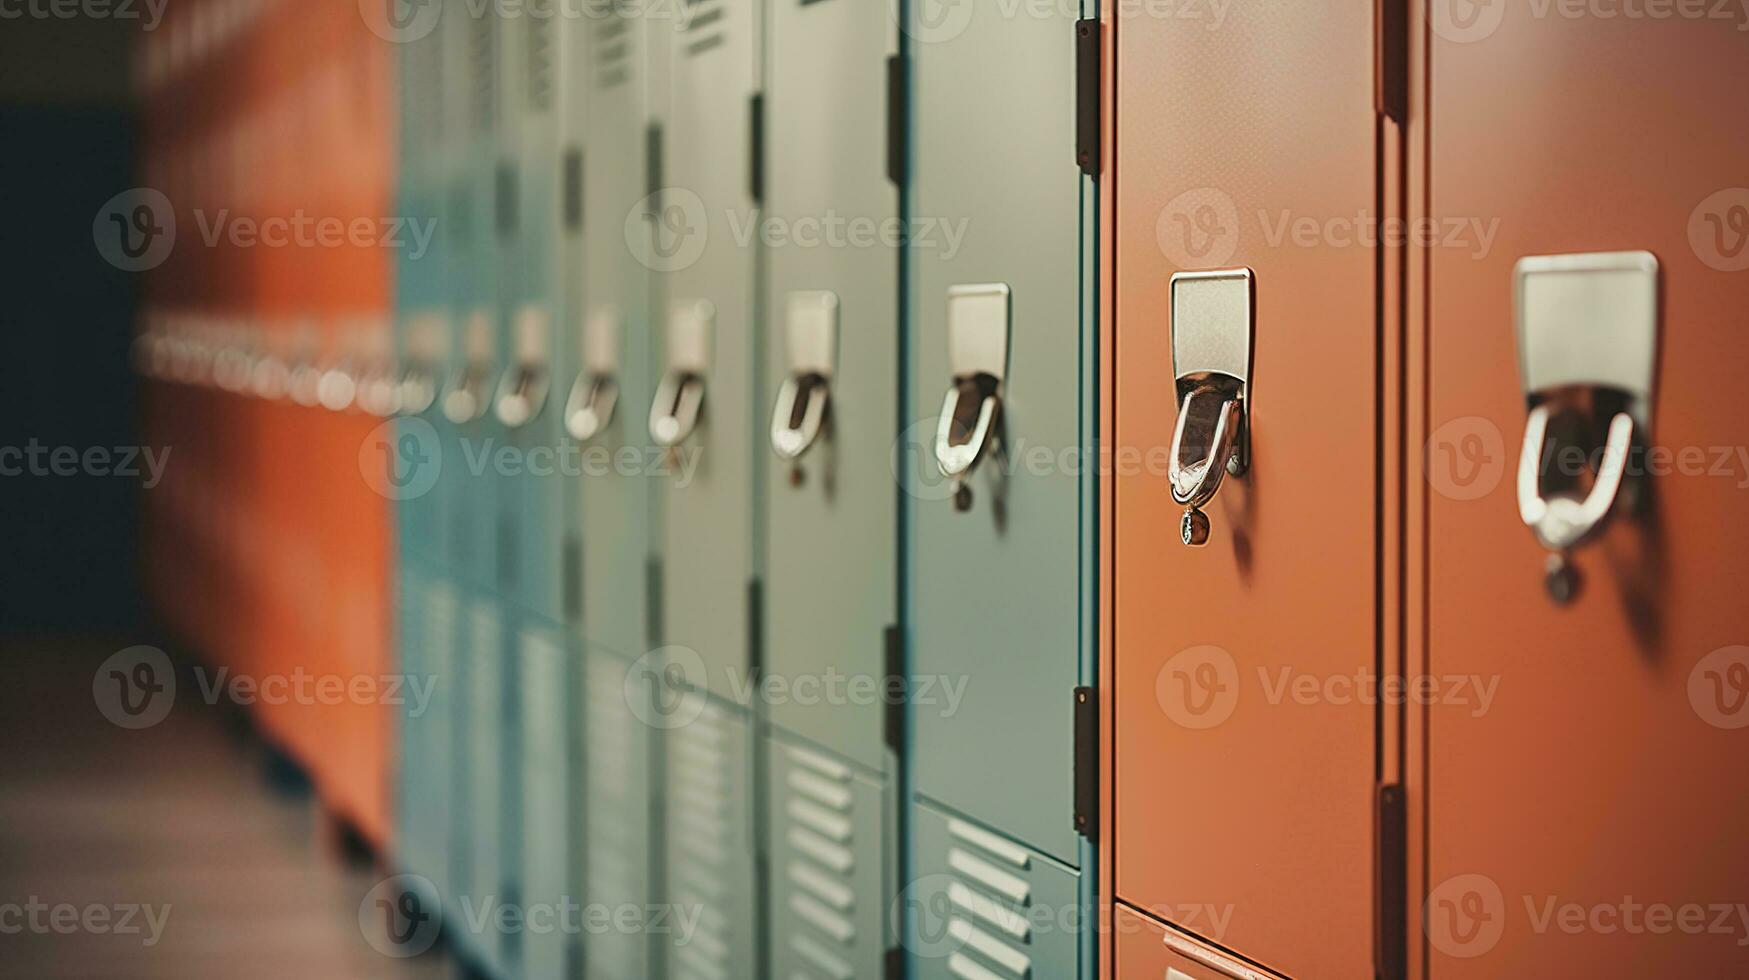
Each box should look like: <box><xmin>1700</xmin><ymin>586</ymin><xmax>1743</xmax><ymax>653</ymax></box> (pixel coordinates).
<box><xmin>1168</xmin><ymin>269</ymin><xmax>1254</xmax><ymax>546</ymax></box>
<box><xmin>650</xmin><ymin>300</ymin><xmax>713</xmax><ymax>449</ymax></box>
<box><xmin>396</xmin><ymin>361</ymin><xmax>438</xmax><ymax>416</ymax></box>
<box><xmin>357</xmin><ymin>360</ymin><xmax>402</xmax><ymax>417</ymax></box>
<box><xmin>1513</xmin><ymin>251</ymin><xmax>1658</xmax><ymax>603</ymax></box>
<box><xmin>770</xmin><ymin>291</ymin><xmax>838</xmax><ymax>471</ymax></box>
<box><xmin>493</xmin><ymin>363</ymin><xmax>549</xmax><ymax>427</ymax></box>
<box><xmin>567</xmin><ymin>307</ymin><xmax>622</xmax><ymax>443</ymax></box>
<box><xmin>442</xmin><ymin>361</ymin><xmax>493</xmax><ymax>423</ymax></box>
<box><xmin>934</xmin><ymin>284</ymin><xmax>1010</xmax><ymax>512</ymax></box>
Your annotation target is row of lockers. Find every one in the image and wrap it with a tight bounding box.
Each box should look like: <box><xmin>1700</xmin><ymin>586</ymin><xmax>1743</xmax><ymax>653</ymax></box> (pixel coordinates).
<box><xmin>134</xmin><ymin>0</ymin><xmax>1749</xmax><ymax>977</ymax></box>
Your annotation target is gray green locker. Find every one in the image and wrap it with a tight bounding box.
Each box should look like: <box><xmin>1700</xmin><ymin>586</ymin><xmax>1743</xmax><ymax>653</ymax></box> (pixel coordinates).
<box><xmin>904</xmin><ymin>2</ymin><xmax>1098</xmax><ymax>978</ymax></box>
<box><xmin>760</xmin><ymin>0</ymin><xmax>903</xmax><ymax>976</ymax></box>
<box><xmin>575</xmin><ymin>5</ymin><xmax>664</xmax><ymax>979</ymax></box>
<box><xmin>651</xmin><ymin>0</ymin><xmax>765</xmax><ymax>977</ymax></box>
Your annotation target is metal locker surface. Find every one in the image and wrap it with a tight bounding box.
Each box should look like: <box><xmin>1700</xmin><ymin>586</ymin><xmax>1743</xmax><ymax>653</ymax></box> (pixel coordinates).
<box><xmin>664</xmin><ymin>690</ymin><xmax>759</xmax><ymax>980</ymax></box>
<box><xmin>765</xmin><ymin>732</ymin><xmax>893</xmax><ymax>980</ymax></box>
<box><xmin>907</xmin><ymin>799</ymin><xmax>1081</xmax><ymax>980</ymax></box>
<box><xmin>1113</xmin><ymin>904</ymin><xmax>1284</xmax><ymax>980</ymax></box>
<box><xmin>464</xmin><ymin>595</ymin><xmax>513</xmax><ymax>975</ymax></box>
<box><xmin>517</xmin><ymin>623</ymin><xmax>570</xmax><ymax>980</ymax></box>
<box><xmin>761</xmin><ymin>0</ymin><xmax>901</xmax><ymax>778</ymax></box>
<box><xmin>652</xmin><ymin>0</ymin><xmax>764</xmax><ymax>702</ymax></box>
<box><xmin>1424</xmin><ymin>14</ymin><xmax>1749</xmax><ymax>976</ymax></box>
<box><xmin>907</xmin><ymin>0</ymin><xmax>1088</xmax><ymax>869</ymax></box>
<box><xmin>1111</xmin><ymin>4</ymin><xmax>1380</xmax><ymax>977</ymax></box>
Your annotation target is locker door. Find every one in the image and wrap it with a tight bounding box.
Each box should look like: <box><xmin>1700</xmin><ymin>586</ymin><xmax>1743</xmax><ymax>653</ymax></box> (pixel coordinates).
<box><xmin>908</xmin><ymin>0</ymin><xmax>1088</xmax><ymax>869</ymax></box>
<box><xmin>1425</xmin><ymin>15</ymin><xmax>1749</xmax><ymax>976</ymax></box>
<box><xmin>1112</xmin><ymin>4</ymin><xmax>1381</xmax><ymax>978</ymax></box>
<box><xmin>654</xmin><ymin>2</ymin><xmax>764</xmax><ymax>977</ymax></box>
<box><xmin>498</xmin><ymin>10</ymin><xmax>567</xmax><ymax>625</ymax></box>
<box><xmin>577</xmin><ymin>8</ymin><xmax>662</xmax><ymax>980</ymax></box>
<box><xmin>763</xmin><ymin>0</ymin><xmax>899</xmax><ymax>792</ymax></box>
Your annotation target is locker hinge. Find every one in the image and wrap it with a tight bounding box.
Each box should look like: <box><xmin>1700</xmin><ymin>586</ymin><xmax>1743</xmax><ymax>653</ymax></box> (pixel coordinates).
<box><xmin>885</xmin><ymin>53</ymin><xmax>907</xmax><ymax>187</ymax></box>
<box><xmin>645</xmin><ymin>555</ymin><xmax>663</xmax><ymax>646</ymax></box>
<box><xmin>645</xmin><ymin>122</ymin><xmax>664</xmax><ymax>215</ymax></box>
<box><xmin>562</xmin><ymin>146</ymin><xmax>583</xmax><ymax>232</ymax></box>
<box><xmin>1375</xmin><ymin>782</ymin><xmax>1407</xmax><ymax>980</ymax></box>
<box><xmin>749</xmin><ymin>92</ymin><xmax>765</xmax><ymax>204</ymax></box>
<box><xmin>562</xmin><ymin>532</ymin><xmax>582</xmax><ymax>623</ymax></box>
<box><xmin>1378</xmin><ymin>0</ymin><xmax>1408</xmax><ymax>123</ymax></box>
<box><xmin>495</xmin><ymin>162</ymin><xmax>518</xmax><ymax>239</ymax></box>
<box><xmin>747</xmin><ymin>576</ymin><xmax>765</xmax><ymax>680</ymax></box>
<box><xmin>1075</xmin><ymin>18</ymin><xmax>1102</xmax><ymax>176</ymax></box>
<box><xmin>1073</xmin><ymin>686</ymin><xmax>1098</xmax><ymax>840</ymax></box>
<box><xmin>883</xmin><ymin>624</ymin><xmax>904</xmax><ymax>756</ymax></box>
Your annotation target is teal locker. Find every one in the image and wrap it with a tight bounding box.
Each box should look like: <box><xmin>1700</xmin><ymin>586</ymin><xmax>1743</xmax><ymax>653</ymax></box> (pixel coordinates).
<box><xmin>651</xmin><ymin>0</ymin><xmax>764</xmax><ymax>976</ymax></box>
<box><xmin>760</xmin><ymin>0</ymin><xmax>902</xmax><ymax>976</ymax></box>
<box><xmin>904</xmin><ymin>2</ymin><xmax>1097</xmax><ymax>978</ymax></box>
<box><xmin>575</xmin><ymin>7</ymin><xmax>664</xmax><ymax>979</ymax></box>
<box><xmin>438</xmin><ymin>4</ymin><xmax>516</xmax><ymax>976</ymax></box>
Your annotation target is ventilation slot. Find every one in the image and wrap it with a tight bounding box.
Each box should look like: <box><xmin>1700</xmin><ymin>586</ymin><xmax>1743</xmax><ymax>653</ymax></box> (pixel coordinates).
<box><xmin>779</xmin><ymin>746</ymin><xmax>860</xmax><ymax>979</ymax></box>
<box><xmin>682</xmin><ymin>0</ymin><xmax>726</xmax><ymax>57</ymax></box>
<box><xmin>937</xmin><ymin>819</ymin><xmax>1037</xmax><ymax>980</ymax></box>
<box><xmin>526</xmin><ymin>14</ymin><xmax>554</xmax><ymax>111</ymax></box>
<box><xmin>669</xmin><ymin>699</ymin><xmax>734</xmax><ymax>980</ymax></box>
<box><xmin>592</xmin><ymin>15</ymin><xmax>631</xmax><ymax>89</ymax></box>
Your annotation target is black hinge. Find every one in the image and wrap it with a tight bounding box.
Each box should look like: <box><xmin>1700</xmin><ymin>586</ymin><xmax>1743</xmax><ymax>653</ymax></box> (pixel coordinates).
<box><xmin>1379</xmin><ymin>0</ymin><xmax>1408</xmax><ymax>123</ymax></box>
<box><xmin>644</xmin><ymin>122</ymin><xmax>664</xmax><ymax>215</ymax></box>
<box><xmin>885</xmin><ymin>53</ymin><xmax>906</xmax><ymax>187</ymax></box>
<box><xmin>495</xmin><ymin>162</ymin><xmax>518</xmax><ymax>239</ymax></box>
<box><xmin>883</xmin><ymin>625</ymin><xmax>904</xmax><ymax>756</ymax></box>
<box><xmin>748</xmin><ymin>93</ymin><xmax>765</xmax><ymax>204</ymax></box>
<box><xmin>562</xmin><ymin>146</ymin><xmax>583</xmax><ymax>231</ymax></box>
<box><xmin>562</xmin><ymin>532</ymin><xmax>582</xmax><ymax>623</ymax></box>
<box><xmin>1075</xmin><ymin>19</ymin><xmax>1101</xmax><ymax>175</ymax></box>
<box><xmin>1073</xmin><ymin>686</ymin><xmax>1097</xmax><ymax>840</ymax></box>
<box><xmin>645</xmin><ymin>555</ymin><xmax>663</xmax><ymax>646</ymax></box>
<box><xmin>747</xmin><ymin>577</ymin><xmax>764</xmax><ymax>680</ymax></box>
<box><xmin>1376</xmin><ymin>783</ymin><xmax>1407</xmax><ymax>980</ymax></box>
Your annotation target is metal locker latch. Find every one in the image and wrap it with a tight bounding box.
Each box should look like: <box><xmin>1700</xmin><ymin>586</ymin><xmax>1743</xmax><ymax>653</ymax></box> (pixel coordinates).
<box><xmin>395</xmin><ymin>312</ymin><xmax>447</xmax><ymax>417</ymax></box>
<box><xmin>442</xmin><ymin>310</ymin><xmax>496</xmax><ymax>424</ymax></box>
<box><xmin>649</xmin><ymin>299</ymin><xmax>713</xmax><ymax>449</ymax></box>
<box><xmin>355</xmin><ymin>321</ymin><xmax>403</xmax><ymax>419</ymax></box>
<box><xmin>565</xmin><ymin>307</ymin><xmax>621</xmax><ymax>443</ymax></box>
<box><xmin>935</xmin><ymin>283</ymin><xmax>1010</xmax><ymax>512</ymax></box>
<box><xmin>770</xmin><ymin>291</ymin><xmax>838</xmax><ymax>484</ymax></box>
<box><xmin>1168</xmin><ymin>269</ymin><xmax>1254</xmax><ymax>546</ymax></box>
<box><xmin>1514</xmin><ymin>251</ymin><xmax>1658</xmax><ymax>604</ymax></box>
<box><xmin>494</xmin><ymin>305</ymin><xmax>552</xmax><ymax>428</ymax></box>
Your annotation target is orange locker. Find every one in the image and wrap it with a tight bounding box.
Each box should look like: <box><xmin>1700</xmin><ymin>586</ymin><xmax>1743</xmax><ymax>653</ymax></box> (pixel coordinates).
<box><xmin>1421</xmin><ymin>10</ymin><xmax>1749</xmax><ymax>976</ymax></box>
<box><xmin>1111</xmin><ymin>4</ymin><xmax>1387</xmax><ymax>977</ymax></box>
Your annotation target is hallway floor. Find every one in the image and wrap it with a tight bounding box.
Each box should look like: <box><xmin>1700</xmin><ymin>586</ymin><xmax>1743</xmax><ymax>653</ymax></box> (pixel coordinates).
<box><xmin>0</xmin><ymin>635</ymin><xmax>452</xmax><ymax>979</ymax></box>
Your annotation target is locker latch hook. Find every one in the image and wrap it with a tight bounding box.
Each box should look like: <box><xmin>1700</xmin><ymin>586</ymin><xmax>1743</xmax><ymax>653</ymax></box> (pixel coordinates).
<box><xmin>494</xmin><ymin>305</ymin><xmax>552</xmax><ymax>428</ymax></box>
<box><xmin>935</xmin><ymin>284</ymin><xmax>1010</xmax><ymax>512</ymax></box>
<box><xmin>1513</xmin><ymin>251</ymin><xmax>1659</xmax><ymax>604</ymax></box>
<box><xmin>1168</xmin><ymin>269</ymin><xmax>1255</xmax><ymax>546</ymax></box>
<box><xmin>770</xmin><ymin>291</ymin><xmax>838</xmax><ymax>481</ymax></box>
<box><xmin>567</xmin><ymin>307</ymin><xmax>622</xmax><ymax>443</ymax></box>
<box><xmin>649</xmin><ymin>300</ymin><xmax>714</xmax><ymax>450</ymax></box>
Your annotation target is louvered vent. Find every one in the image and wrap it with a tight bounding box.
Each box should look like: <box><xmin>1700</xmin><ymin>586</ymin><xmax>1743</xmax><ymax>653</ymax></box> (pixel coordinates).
<box><xmin>682</xmin><ymin>0</ymin><xmax>725</xmax><ymax>57</ymax></box>
<box><xmin>584</xmin><ymin>654</ymin><xmax>644</xmax><ymax>978</ymax></box>
<box><xmin>940</xmin><ymin>818</ymin><xmax>1037</xmax><ymax>980</ymax></box>
<box><xmin>780</xmin><ymin>746</ymin><xmax>861</xmax><ymax>980</ymax></box>
<box><xmin>668</xmin><ymin>698</ymin><xmax>736</xmax><ymax>980</ymax></box>
<box><xmin>526</xmin><ymin>13</ymin><xmax>554</xmax><ymax>111</ymax></box>
<box><xmin>469</xmin><ymin>14</ymin><xmax>496</xmax><ymax>134</ymax></box>
<box><xmin>591</xmin><ymin>13</ymin><xmax>630</xmax><ymax>90</ymax></box>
